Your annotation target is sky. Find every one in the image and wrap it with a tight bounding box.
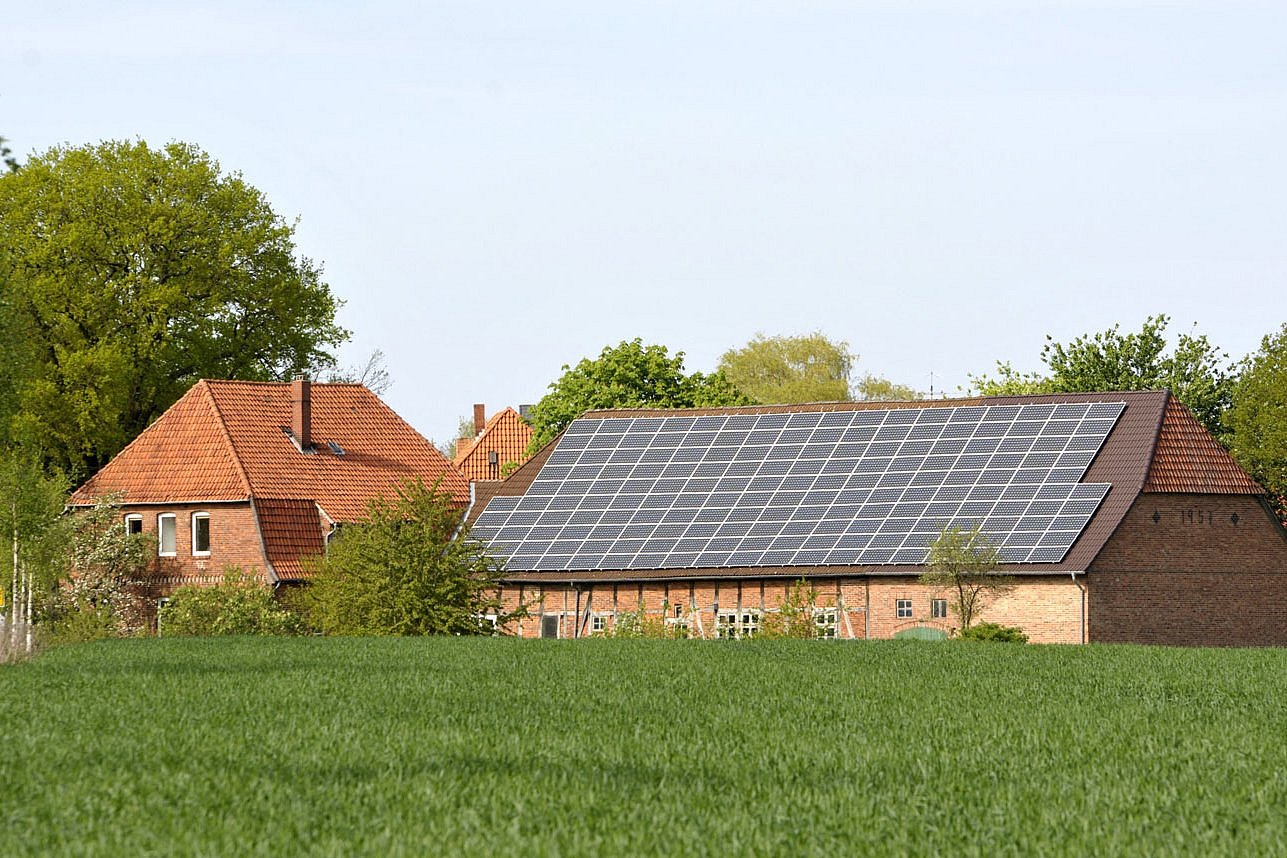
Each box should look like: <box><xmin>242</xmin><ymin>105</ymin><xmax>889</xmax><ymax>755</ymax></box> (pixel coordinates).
<box><xmin>4</xmin><ymin>1</ymin><xmax>1284</xmax><ymax>446</ymax></box>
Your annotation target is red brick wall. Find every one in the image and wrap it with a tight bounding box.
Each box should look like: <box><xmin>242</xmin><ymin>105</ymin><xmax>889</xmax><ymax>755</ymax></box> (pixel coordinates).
<box><xmin>122</xmin><ymin>502</ymin><xmax>270</xmax><ymax>589</ymax></box>
<box><xmin>499</xmin><ymin>575</ymin><xmax>1083</xmax><ymax>643</ymax></box>
<box><xmin>1089</xmin><ymin>493</ymin><xmax>1287</xmax><ymax>645</ymax></box>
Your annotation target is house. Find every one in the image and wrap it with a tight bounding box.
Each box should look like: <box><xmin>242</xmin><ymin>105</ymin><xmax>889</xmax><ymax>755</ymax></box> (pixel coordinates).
<box><xmin>469</xmin><ymin>391</ymin><xmax>1287</xmax><ymax>646</ymax></box>
<box><xmin>69</xmin><ymin>378</ymin><xmax>468</xmax><ymax>586</ymax></box>
<box><xmin>453</xmin><ymin>403</ymin><xmax>534</xmax><ymax>482</ymax></box>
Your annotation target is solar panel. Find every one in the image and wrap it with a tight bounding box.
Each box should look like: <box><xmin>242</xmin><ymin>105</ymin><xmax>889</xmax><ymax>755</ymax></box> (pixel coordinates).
<box><xmin>473</xmin><ymin>402</ymin><xmax>1123</xmax><ymax>570</ymax></box>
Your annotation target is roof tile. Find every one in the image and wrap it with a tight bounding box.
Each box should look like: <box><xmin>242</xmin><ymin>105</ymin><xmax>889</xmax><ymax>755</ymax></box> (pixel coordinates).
<box><xmin>453</xmin><ymin>407</ymin><xmax>533</xmax><ymax>481</ymax></box>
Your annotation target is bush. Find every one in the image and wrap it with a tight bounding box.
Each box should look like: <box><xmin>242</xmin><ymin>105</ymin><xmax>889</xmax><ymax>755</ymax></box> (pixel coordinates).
<box><xmin>159</xmin><ymin>568</ymin><xmax>305</xmax><ymax>637</ymax></box>
<box><xmin>959</xmin><ymin>622</ymin><xmax>1028</xmax><ymax>643</ymax></box>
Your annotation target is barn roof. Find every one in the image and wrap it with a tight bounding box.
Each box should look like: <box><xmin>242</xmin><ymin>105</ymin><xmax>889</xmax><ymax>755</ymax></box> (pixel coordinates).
<box><xmin>470</xmin><ymin>391</ymin><xmax>1263</xmax><ymax>583</ymax></box>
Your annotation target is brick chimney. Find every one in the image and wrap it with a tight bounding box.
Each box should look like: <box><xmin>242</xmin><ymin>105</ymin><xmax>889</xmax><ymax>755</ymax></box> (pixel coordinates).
<box><xmin>455</xmin><ymin>438</ymin><xmax>471</xmax><ymax>459</ymax></box>
<box><xmin>292</xmin><ymin>376</ymin><xmax>312</xmax><ymax>450</ymax></box>
<box><xmin>473</xmin><ymin>403</ymin><xmax>486</xmax><ymax>435</ymax></box>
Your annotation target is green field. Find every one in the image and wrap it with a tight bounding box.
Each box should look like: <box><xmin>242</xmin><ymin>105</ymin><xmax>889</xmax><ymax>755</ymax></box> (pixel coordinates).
<box><xmin>2</xmin><ymin>638</ymin><xmax>1285</xmax><ymax>856</ymax></box>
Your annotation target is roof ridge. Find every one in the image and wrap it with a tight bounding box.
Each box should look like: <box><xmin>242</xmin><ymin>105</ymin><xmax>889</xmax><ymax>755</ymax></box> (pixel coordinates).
<box><xmin>200</xmin><ymin>379</ymin><xmax>254</xmax><ymax>497</ymax></box>
<box><xmin>453</xmin><ymin>406</ymin><xmax>524</xmax><ymax>465</ymax></box>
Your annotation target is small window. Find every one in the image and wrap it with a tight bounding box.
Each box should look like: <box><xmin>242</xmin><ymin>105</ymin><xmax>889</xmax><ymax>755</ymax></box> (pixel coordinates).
<box><xmin>158</xmin><ymin>514</ymin><xmax>177</xmax><ymax>556</ymax></box>
<box><xmin>191</xmin><ymin>512</ymin><xmax>211</xmax><ymax>556</ymax></box>
<box><xmin>814</xmin><ymin>607</ymin><xmax>838</xmax><ymax>639</ymax></box>
<box><xmin>124</xmin><ymin>514</ymin><xmax>143</xmax><ymax>536</ymax></box>
<box><xmin>931</xmin><ymin>599</ymin><xmax>948</xmax><ymax>619</ymax></box>
<box><xmin>591</xmin><ymin>615</ymin><xmax>607</xmax><ymax>634</ymax></box>
<box><xmin>896</xmin><ymin>599</ymin><xmax>913</xmax><ymax>619</ymax></box>
<box><xmin>540</xmin><ymin>614</ymin><xmax>560</xmax><ymax>639</ymax></box>
<box><xmin>716</xmin><ymin>609</ymin><xmax>760</xmax><ymax>639</ymax></box>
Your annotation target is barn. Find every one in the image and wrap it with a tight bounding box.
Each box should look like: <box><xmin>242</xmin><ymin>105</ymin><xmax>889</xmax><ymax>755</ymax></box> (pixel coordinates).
<box><xmin>469</xmin><ymin>391</ymin><xmax>1287</xmax><ymax>645</ymax></box>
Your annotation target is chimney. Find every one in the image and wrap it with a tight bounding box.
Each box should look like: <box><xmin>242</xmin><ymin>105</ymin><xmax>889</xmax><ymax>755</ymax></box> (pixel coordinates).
<box><xmin>455</xmin><ymin>437</ymin><xmax>471</xmax><ymax>459</ymax></box>
<box><xmin>473</xmin><ymin>403</ymin><xmax>486</xmax><ymax>436</ymax></box>
<box><xmin>292</xmin><ymin>376</ymin><xmax>312</xmax><ymax>450</ymax></box>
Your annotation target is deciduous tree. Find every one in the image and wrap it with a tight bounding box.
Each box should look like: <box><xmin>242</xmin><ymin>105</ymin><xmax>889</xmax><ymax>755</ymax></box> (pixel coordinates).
<box><xmin>0</xmin><ymin>139</ymin><xmax>348</xmax><ymax>478</ymax></box>
<box><xmin>918</xmin><ymin>525</ymin><xmax>1011</xmax><ymax>631</ymax></box>
<box><xmin>1225</xmin><ymin>324</ymin><xmax>1287</xmax><ymax>516</ymax></box>
<box><xmin>969</xmin><ymin>315</ymin><xmax>1233</xmax><ymax>436</ymax></box>
<box><xmin>526</xmin><ymin>339</ymin><xmax>750</xmax><ymax>451</ymax></box>
<box><xmin>718</xmin><ymin>332</ymin><xmax>853</xmax><ymax>404</ymax></box>
<box><xmin>303</xmin><ymin>481</ymin><xmax>522</xmax><ymax>636</ymax></box>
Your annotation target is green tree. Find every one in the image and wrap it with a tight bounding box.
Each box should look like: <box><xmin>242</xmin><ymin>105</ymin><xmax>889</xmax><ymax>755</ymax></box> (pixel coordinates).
<box><xmin>0</xmin><ymin>134</ymin><xmax>18</xmax><ymax>173</ymax></box>
<box><xmin>852</xmin><ymin>374</ymin><xmax>923</xmax><ymax>402</ymax></box>
<box><xmin>0</xmin><ymin>139</ymin><xmax>348</xmax><ymax>478</ymax></box>
<box><xmin>526</xmin><ymin>339</ymin><xmax>751</xmax><ymax>451</ymax></box>
<box><xmin>54</xmin><ymin>493</ymin><xmax>157</xmax><ymax>639</ymax></box>
<box><xmin>718</xmin><ymin>332</ymin><xmax>853</xmax><ymax>404</ymax></box>
<box><xmin>0</xmin><ymin>450</ymin><xmax>69</xmax><ymax>649</ymax></box>
<box><xmin>159</xmin><ymin>568</ymin><xmax>305</xmax><ymax>636</ymax></box>
<box><xmin>1225</xmin><ymin>324</ymin><xmax>1287</xmax><ymax>517</ymax></box>
<box><xmin>303</xmin><ymin>480</ymin><xmax>522</xmax><ymax>636</ymax></box>
<box><xmin>918</xmin><ymin>525</ymin><xmax>1011</xmax><ymax>632</ymax></box>
<box><xmin>969</xmin><ymin>315</ymin><xmax>1233</xmax><ymax>436</ymax></box>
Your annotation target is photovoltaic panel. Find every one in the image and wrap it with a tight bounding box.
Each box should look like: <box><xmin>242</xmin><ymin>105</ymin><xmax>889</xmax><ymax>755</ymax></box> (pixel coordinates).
<box><xmin>474</xmin><ymin>402</ymin><xmax>1124</xmax><ymax>570</ymax></box>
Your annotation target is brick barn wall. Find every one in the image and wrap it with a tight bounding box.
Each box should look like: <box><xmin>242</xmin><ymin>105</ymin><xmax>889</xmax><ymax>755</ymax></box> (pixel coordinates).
<box><xmin>499</xmin><ymin>575</ymin><xmax>1083</xmax><ymax>643</ymax></box>
<box><xmin>1089</xmin><ymin>493</ymin><xmax>1287</xmax><ymax>646</ymax></box>
<box><xmin>122</xmin><ymin>502</ymin><xmax>269</xmax><ymax>589</ymax></box>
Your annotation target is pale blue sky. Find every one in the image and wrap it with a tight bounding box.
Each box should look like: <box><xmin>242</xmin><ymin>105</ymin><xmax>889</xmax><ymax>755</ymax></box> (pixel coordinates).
<box><xmin>4</xmin><ymin>1</ymin><xmax>1284</xmax><ymax>445</ymax></box>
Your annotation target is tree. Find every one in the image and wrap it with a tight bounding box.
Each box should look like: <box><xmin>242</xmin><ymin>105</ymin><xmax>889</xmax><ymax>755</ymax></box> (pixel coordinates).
<box><xmin>0</xmin><ymin>449</ymin><xmax>68</xmax><ymax>652</ymax></box>
<box><xmin>0</xmin><ymin>134</ymin><xmax>18</xmax><ymax>173</ymax></box>
<box><xmin>918</xmin><ymin>525</ymin><xmax>1011</xmax><ymax>632</ymax></box>
<box><xmin>1225</xmin><ymin>324</ymin><xmax>1287</xmax><ymax>517</ymax></box>
<box><xmin>718</xmin><ymin>332</ymin><xmax>853</xmax><ymax>404</ymax></box>
<box><xmin>525</xmin><ymin>339</ymin><xmax>751</xmax><ymax>451</ymax></box>
<box><xmin>852</xmin><ymin>374</ymin><xmax>923</xmax><ymax>402</ymax></box>
<box><xmin>54</xmin><ymin>493</ymin><xmax>157</xmax><ymax>639</ymax></box>
<box><xmin>0</xmin><ymin>139</ymin><xmax>348</xmax><ymax>478</ymax></box>
<box><xmin>303</xmin><ymin>480</ymin><xmax>523</xmax><ymax>636</ymax></box>
<box><xmin>324</xmin><ymin>348</ymin><xmax>392</xmax><ymax>395</ymax></box>
<box><xmin>969</xmin><ymin>316</ymin><xmax>1233</xmax><ymax>436</ymax></box>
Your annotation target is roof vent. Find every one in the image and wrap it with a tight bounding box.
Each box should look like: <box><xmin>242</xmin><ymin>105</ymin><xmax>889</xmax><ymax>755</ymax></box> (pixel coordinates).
<box><xmin>327</xmin><ymin>440</ymin><xmax>345</xmax><ymax>456</ymax></box>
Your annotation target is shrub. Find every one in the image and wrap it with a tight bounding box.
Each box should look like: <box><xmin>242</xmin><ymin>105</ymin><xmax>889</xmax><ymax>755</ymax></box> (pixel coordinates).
<box><xmin>159</xmin><ymin>568</ymin><xmax>305</xmax><ymax>637</ymax></box>
<box><xmin>959</xmin><ymin>622</ymin><xmax>1028</xmax><ymax>643</ymax></box>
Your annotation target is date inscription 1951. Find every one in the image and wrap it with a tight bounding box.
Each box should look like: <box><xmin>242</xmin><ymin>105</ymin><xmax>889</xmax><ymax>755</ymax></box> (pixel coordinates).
<box><xmin>1154</xmin><ymin>509</ymin><xmax>1239</xmax><ymax>526</ymax></box>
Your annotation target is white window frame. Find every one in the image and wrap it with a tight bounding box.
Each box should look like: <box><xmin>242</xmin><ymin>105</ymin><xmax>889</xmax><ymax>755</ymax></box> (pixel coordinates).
<box><xmin>590</xmin><ymin>614</ymin><xmax>607</xmax><ymax>634</ymax></box>
<box><xmin>191</xmin><ymin>512</ymin><xmax>211</xmax><ymax>557</ymax></box>
<box><xmin>931</xmin><ymin>599</ymin><xmax>948</xmax><ymax>619</ymax></box>
<box><xmin>157</xmin><ymin>514</ymin><xmax>177</xmax><ymax>557</ymax></box>
<box><xmin>124</xmin><ymin>514</ymin><xmax>143</xmax><ymax>536</ymax></box>
<box><xmin>716</xmin><ymin>609</ymin><xmax>761</xmax><ymax>639</ymax></box>
<box><xmin>896</xmin><ymin>599</ymin><xmax>913</xmax><ymax>619</ymax></box>
<box><xmin>813</xmin><ymin>607</ymin><xmax>838</xmax><ymax>639</ymax></box>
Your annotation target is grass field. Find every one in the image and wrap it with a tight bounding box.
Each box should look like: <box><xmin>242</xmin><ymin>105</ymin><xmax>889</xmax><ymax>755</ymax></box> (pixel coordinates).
<box><xmin>2</xmin><ymin>638</ymin><xmax>1286</xmax><ymax>856</ymax></box>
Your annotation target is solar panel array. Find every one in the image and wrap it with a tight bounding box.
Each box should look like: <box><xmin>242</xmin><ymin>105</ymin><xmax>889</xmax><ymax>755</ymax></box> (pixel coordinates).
<box><xmin>473</xmin><ymin>402</ymin><xmax>1125</xmax><ymax>572</ymax></box>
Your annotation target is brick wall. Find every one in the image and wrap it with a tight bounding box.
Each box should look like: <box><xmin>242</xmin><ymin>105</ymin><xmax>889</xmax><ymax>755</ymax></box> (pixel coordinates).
<box><xmin>1089</xmin><ymin>493</ymin><xmax>1287</xmax><ymax>645</ymax></box>
<box><xmin>499</xmin><ymin>575</ymin><xmax>1083</xmax><ymax>643</ymax></box>
<box><xmin>122</xmin><ymin>502</ymin><xmax>270</xmax><ymax>589</ymax></box>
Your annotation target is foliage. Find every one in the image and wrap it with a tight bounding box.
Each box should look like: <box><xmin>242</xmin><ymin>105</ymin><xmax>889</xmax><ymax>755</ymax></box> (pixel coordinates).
<box><xmin>303</xmin><ymin>480</ymin><xmax>522</xmax><ymax>635</ymax></box>
<box><xmin>526</xmin><ymin>339</ymin><xmax>752</xmax><ymax>451</ymax></box>
<box><xmin>0</xmin><ymin>134</ymin><xmax>18</xmax><ymax>173</ymax></box>
<box><xmin>852</xmin><ymin>374</ymin><xmax>923</xmax><ymax>402</ymax></box>
<box><xmin>0</xmin><ymin>139</ymin><xmax>348</xmax><ymax>478</ymax></box>
<box><xmin>1224</xmin><ymin>323</ymin><xmax>1287</xmax><ymax>516</ymax></box>
<box><xmin>918</xmin><ymin>525</ymin><xmax>1011</xmax><ymax>630</ymax></box>
<box><xmin>718</xmin><ymin>331</ymin><xmax>853</xmax><ymax>404</ymax></box>
<box><xmin>5</xmin><ymin>638</ymin><xmax>1287</xmax><ymax>855</ymax></box>
<box><xmin>958</xmin><ymin>622</ymin><xmax>1028</xmax><ymax>643</ymax></box>
<box><xmin>602</xmin><ymin>603</ymin><xmax>689</xmax><ymax>638</ymax></box>
<box><xmin>969</xmin><ymin>316</ymin><xmax>1234</xmax><ymax>436</ymax></box>
<box><xmin>759</xmin><ymin>578</ymin><xmax>829</xmax><ymax>638</ymax></box>
<box><xmin>53</xmin><ymin>494</ymin><xmax>156</xmax><ymax>638</ymax></box>
<box><xmin>158</xmin><ymin>568</ymin><xmax>305</xmax><ymax>637</ymax></box>
<box><xmin>0</xmin><ymin>449</ymin><xmax>70</xmax><ymax>598</ymax></box>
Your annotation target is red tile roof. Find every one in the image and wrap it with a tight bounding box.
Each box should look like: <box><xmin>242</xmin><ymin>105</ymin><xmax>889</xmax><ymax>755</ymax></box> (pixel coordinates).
<box><xmin>453</xmin><ymin>407</ymin><xmax>533</xmax><ymax>482</ymax></box>
<box><xmin>255</xmin><ymin>498</ymin><xmax>327</xmax><ymax>581</ymax></box>
<box><xmin>1144</xmin><ymin>396</ymin><xmax>1263</xmax><ymax>494</ymax></box>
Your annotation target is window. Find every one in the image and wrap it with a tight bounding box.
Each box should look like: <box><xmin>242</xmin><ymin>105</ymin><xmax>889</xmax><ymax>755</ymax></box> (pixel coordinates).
<box><xmin>191</xmin><ymin>512</ymin><xmax>210</xmax><ymax>556</ymax></box>
<box><xmin>158</xmin><ymin>514</ymin><xmax>177</xmax><ymax>556</ymax></box>
<box><xmin>931</xmin><ymin>599</ymin><xmax>948</xmax><ymax>619</ymax></box>
<box><xmin>591</xmin><ymin>615</ymin><xmax>607</xmax><ymax>634</ymax></box>
<box><xmin>540</xmin><ymin>614</ymin><xmax>560</xmax><ymax>638</ymax></box>
<box><xmin>124</xmin><ymin>514</ymin><xmax>143</xmax><ymax>536</ymax></box>
<box><xmin>896</xmin><ymin>599</ymin><xmax>913</xmax><ymax>619</ymax></box>
<box><xmin>716</xmin><ymin>609</ymin><xmax>760</xmax><ymax>639</ymax></box>
<box><xmin>813</xmin><ymin>607</ymin><xmax>838</xmax><ymax>639</ymax></box>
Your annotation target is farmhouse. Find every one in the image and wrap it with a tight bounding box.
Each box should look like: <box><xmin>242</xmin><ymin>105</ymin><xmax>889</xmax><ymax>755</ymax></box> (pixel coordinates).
<box><xmin>453</xmin><ymin>403</ymin><xmax>535</xmax><ymax>482</ymax></box>
<box><xmin>69</xmin><ymin>378</ymin><xmax>467</xmax><ymax>587</ymax></box>
<box><xmin>470</xmin><ymin>391</ymin><xmax>1287</xmax><ymax>646</ymax></box>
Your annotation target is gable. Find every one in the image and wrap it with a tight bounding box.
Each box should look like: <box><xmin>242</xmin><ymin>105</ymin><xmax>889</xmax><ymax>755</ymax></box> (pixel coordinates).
<box><xmin>454</xmin><ymin>408</ymin><xmax>534</xmax><ymax>482</ymax></box>
<box><xmin>1143</xmin><ymin>396</ymin><xmax>1263</xmax><ymax>494</ymax></box>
